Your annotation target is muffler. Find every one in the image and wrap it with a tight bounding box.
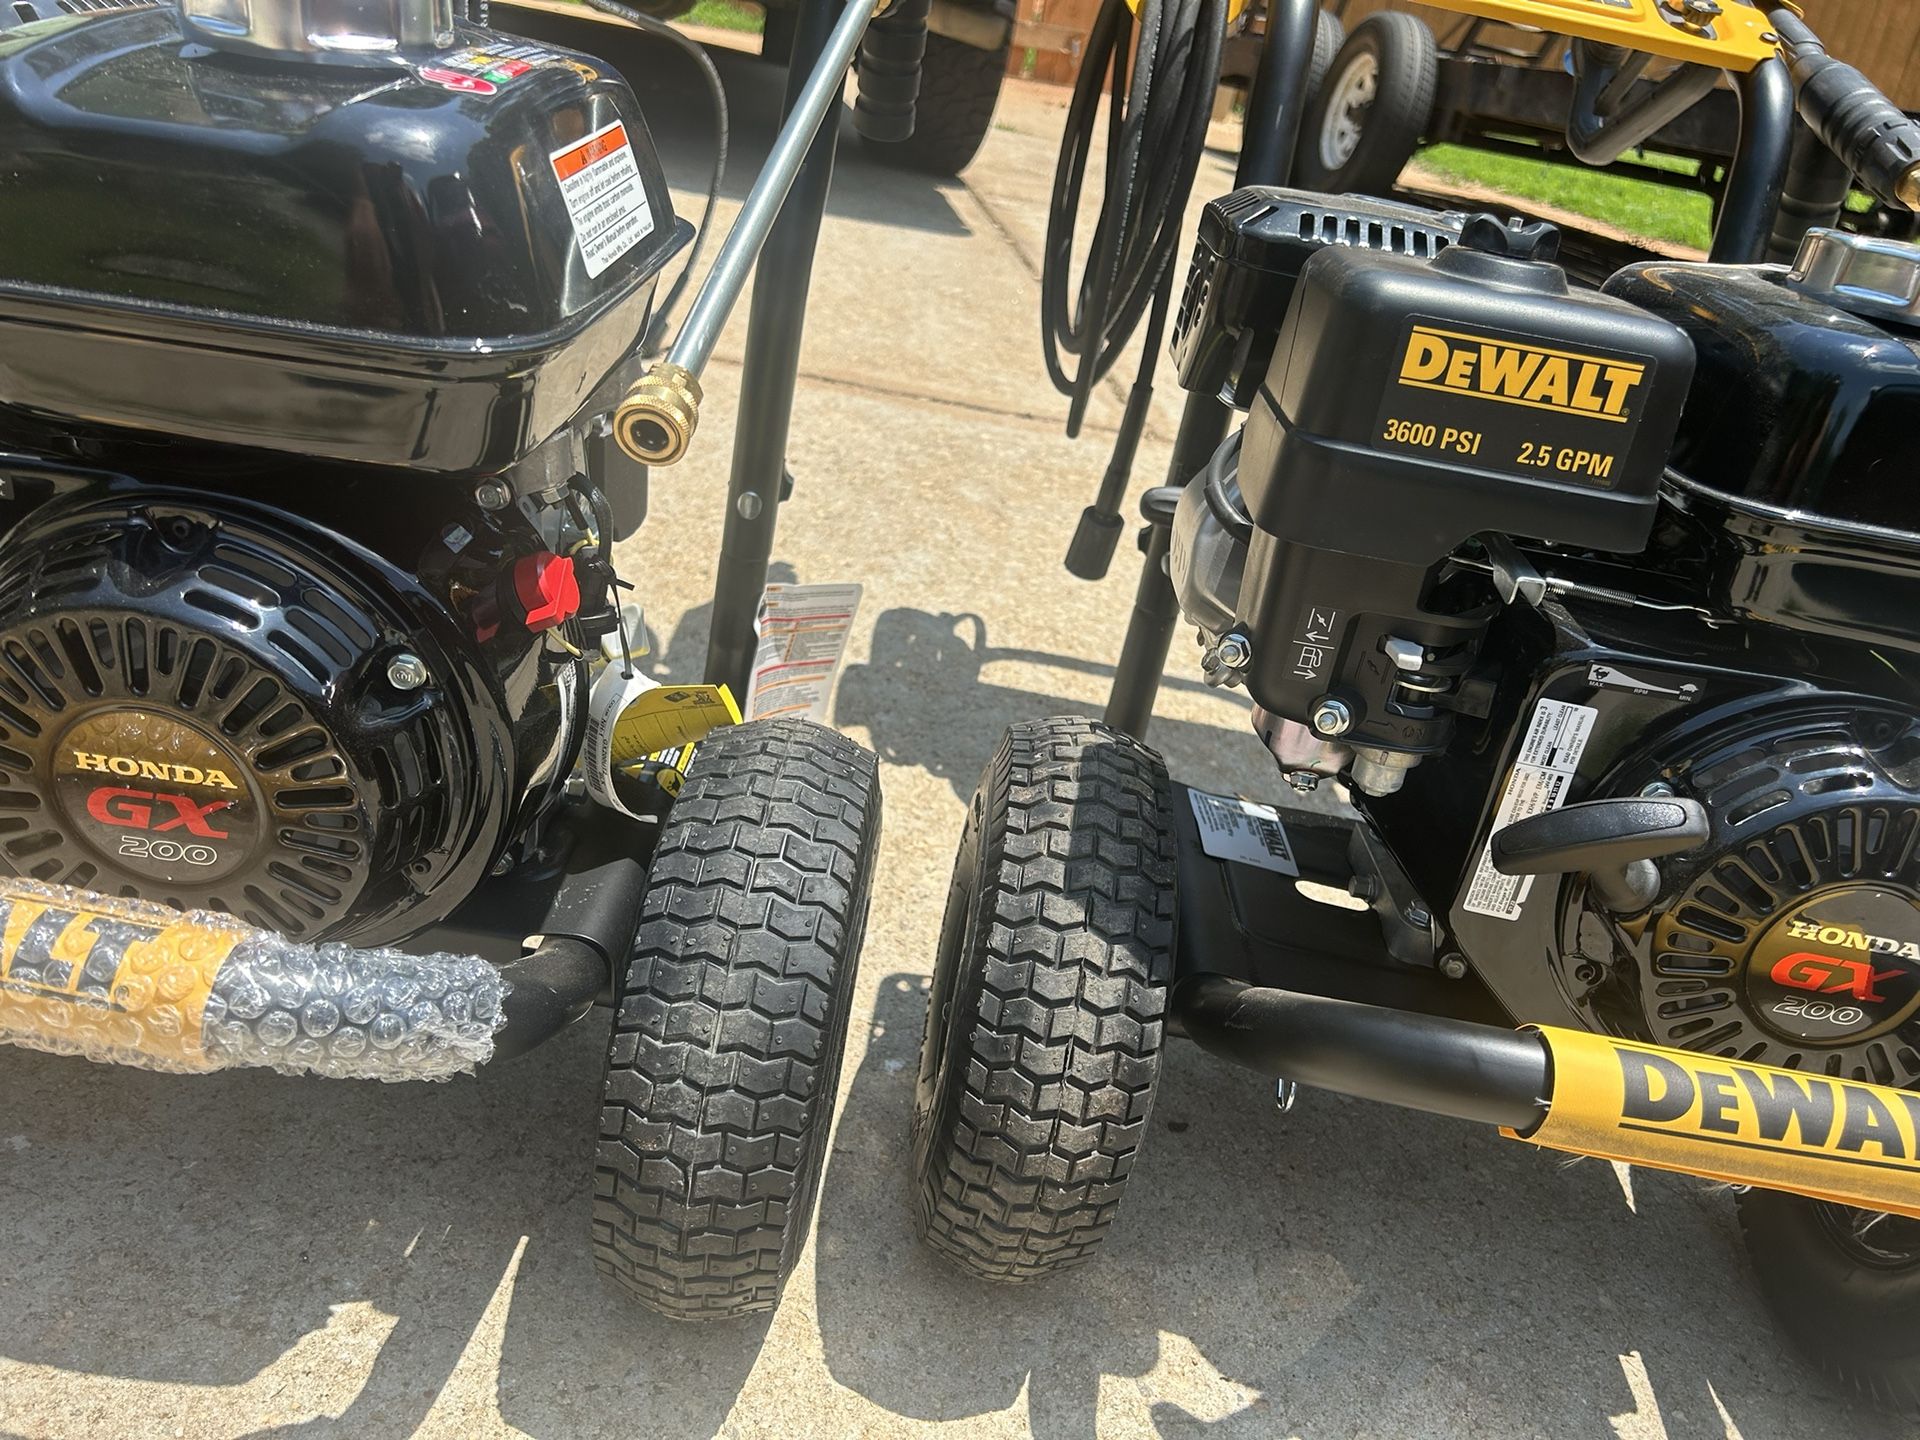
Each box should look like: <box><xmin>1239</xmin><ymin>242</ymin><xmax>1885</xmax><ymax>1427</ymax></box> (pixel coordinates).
<box><xmin>1174</xmin><ymin>976</ymin><xmax>1920</xmax><ymax>1219</ymax></box>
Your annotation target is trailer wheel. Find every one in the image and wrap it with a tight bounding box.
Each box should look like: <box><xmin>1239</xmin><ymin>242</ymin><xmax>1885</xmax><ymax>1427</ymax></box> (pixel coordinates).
<box><xmin>1297</xmin><ymin>12</ymin><xmax>1436</xmax><ymax>195</ymax></box>
<box><xmin>1303</xmin><ymin>9</ymin><xmax>1345</xmax><ymax>108</ymax></box>
<box><xmin>864</xmin><ymin>32</ymin><xmax>1008</xmax><ymax>176</ymax></box>
<box><xmin>593</xmin><ymin>718</ymin><xmax>882</xmax><ymax>1320</ymax></box>
<box><xmin>912</xmin><ymin>717</ymin><xmax>1176</xmax><ymax>1280</ymax></box>
<box><xmin>1737</xmin><ymin>1190</ymin><xmax>1920</xmax><ymax>1412</ymax></box>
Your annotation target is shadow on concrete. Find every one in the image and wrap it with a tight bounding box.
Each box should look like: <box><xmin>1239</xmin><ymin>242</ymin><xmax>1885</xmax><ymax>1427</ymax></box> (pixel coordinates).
<box><xmin>0</xmin><ymin>1023</ymin><xmax>764</xmax><ymax>1438</ymax></box>
<box><xmin>811</xmin><ymin>973</ymin><xmax>1890</xmax><ymax>1440</ymax></box>
<box><xmin>836</xmin><ymin>606</ymin><xmax>1254</xmax><ymax>802</ymax></box>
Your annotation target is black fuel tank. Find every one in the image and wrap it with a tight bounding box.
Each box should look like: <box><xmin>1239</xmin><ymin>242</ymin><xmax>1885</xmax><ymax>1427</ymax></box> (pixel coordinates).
<box><xmin>1604</xmin><ymin>256</ymin><xmax>1920</xmax><ymax>532</ymax></box>
<box><xmin>0</xmin><ymin>5</ymin><xmax>688</xmax><ymax>473</ymax></box>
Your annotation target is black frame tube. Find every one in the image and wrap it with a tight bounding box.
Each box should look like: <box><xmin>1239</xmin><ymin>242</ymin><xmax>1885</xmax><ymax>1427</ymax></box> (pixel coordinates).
<box><xmin>1174</xmin><ymin>975</ymin><xmax>1552</xmax><ymax>1130</ymax></box>
<box><xmin>704</xmin><ymin>0</ymin><xmax>846</xmax><ymax>703</ymax></box>
<box><xmin>489</xmin><ymin>827</ymin><xmax>653</xmax><ymax>1058</ymax></box>
<box><xmin>1103</xmin><ymin>487</ymin><xmax>1184</xmax><ymax>738</ymax></box>
<box><xmin>1101</xmin><ymin>0</ymin><xmax>1319</xmax><ymax>739</ymax></box>
<box><xmin>1565</xmin><ymin>41</ymin><xmax>1719</xmax><ymax>167</ymax></box>
<box><xmin>1711</xmin><ymin>55</ymin><xmax>1794</xmax><ymax>264</ymax></box>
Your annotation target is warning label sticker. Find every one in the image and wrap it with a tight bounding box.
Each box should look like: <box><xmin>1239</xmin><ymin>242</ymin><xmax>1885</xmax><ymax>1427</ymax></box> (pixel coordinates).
<box><xmin>549</xmin><ymin>121</ymin><xmax>654</xmax><ymax>279</ymax></box>
<box><xmin>1463</xmin><ymin>698</ymin><xmax>1597</xmax><ymax>921</ymax></box>
<box><xmin>747</xmin><ymin>583</ymin><xmax>863</xmax><ymax>723</ymax></box>
<box><xmin>1187</xmin><ymin>789</ymin><xmax>1299</xmax><ymax>877</ymax></box>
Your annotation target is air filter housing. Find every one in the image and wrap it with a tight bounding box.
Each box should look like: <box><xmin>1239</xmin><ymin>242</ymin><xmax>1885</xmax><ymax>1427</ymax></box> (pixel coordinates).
<box><xmin>1171</xmin><ymin>188</ymin><xmax>1467</xmax><ymax>407</ymax></box>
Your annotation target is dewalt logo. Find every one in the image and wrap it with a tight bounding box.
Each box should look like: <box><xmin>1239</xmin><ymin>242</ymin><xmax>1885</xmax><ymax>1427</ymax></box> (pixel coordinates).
<box><xmin>1398</xmin><ymin>326</ymin><xmax>1647</xmax><ymax>424</ymax></box>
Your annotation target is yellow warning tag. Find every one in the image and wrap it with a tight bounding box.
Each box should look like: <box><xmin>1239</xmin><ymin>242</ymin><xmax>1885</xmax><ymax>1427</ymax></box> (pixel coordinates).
<box><xmin>608</xmin><ymin>684</ymin><xmax>741</xmax><ymax>765</ymax></box>
<box><xmin>0</xmin><ymin>880</ymin><xmax>248</xmax><ymax>1072</ymax></box>
<box><xmin>583</xmin><ymin>667</ymin><xmax>742</xmax><ymax>820</ymax></box>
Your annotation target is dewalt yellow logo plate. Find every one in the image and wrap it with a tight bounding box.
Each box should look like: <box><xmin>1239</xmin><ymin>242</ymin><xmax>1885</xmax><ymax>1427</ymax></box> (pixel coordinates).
<box><xmin>1398</xmin><ymin>327</ymin><xmax>1646</xmax><ymax>422</ymax></box>
<box><xmin>0</xmin><ymin>880</ymin><xmax>247</xmax><ymax>1071</ymax></box>
<box><xmin>1514</xmin><ymin>1029</ymin><xmax>1920</xmax><ymax>1219</ymax></box>
<box><xmin>1373</xmin><ymin>317</ymin><xmax>1658</xmax><ymax>490</ymax></box>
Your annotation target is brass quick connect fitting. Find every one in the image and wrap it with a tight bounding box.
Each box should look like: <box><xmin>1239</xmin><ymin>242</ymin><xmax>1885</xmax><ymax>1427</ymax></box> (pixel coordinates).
<box><xmin>1900</xmin><ymin>165</ymin><xmax>1920</xmax><ymax>212</ymax></box>
<box><xmin>613</xmin><ymin>363</ymin><xmax>702</xmax><ymax>466</ymax></box>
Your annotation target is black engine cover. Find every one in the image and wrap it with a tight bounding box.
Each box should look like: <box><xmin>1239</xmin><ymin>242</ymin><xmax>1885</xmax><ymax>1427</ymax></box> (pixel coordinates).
<box><xmin>0</xmin><ymin>493</ymin><xmax>528</xmax><ymax>945</ymax></box>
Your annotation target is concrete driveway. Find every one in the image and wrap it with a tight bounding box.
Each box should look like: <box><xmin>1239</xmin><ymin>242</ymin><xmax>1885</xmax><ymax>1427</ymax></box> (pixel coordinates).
<box><xmin>0</xmin><ymin>28</ymin><xmax>1910</xmax><ymax>1440</ymax></box>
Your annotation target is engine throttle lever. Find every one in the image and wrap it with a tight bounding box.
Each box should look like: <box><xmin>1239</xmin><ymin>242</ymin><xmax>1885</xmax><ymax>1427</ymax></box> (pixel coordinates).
<box><xmin>1491</xmin><ymin>797</ymin><xmax>1709</xmax><ymax>915</ymax></box>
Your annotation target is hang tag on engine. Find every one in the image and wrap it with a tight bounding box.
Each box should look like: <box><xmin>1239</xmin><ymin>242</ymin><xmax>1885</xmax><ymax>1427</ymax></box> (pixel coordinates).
<box><xmin>582</xmin><ymin>665</ymin><xmax>740</xmax><ymax>820</ymax></box>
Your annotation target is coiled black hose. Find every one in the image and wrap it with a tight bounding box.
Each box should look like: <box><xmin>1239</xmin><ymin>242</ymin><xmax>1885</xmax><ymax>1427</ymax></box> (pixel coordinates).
<box><xmin>1042</xmin><ymin>0</ymin><xmax>1227</xmax><ymax>440</ymax></box>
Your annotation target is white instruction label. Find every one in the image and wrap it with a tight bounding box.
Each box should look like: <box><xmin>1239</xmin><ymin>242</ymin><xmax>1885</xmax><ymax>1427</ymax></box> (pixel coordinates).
<box><xmin>1463</xmin><ymin>698</ymin><xmax>1598</xmax><ymax>921</ymax></box>
<box><xmin>549</xmin><ymin>121</ymin><xmax>654</xmax><ymax>279</ymax></box>
<box><xmin>747</xmin><ymin>583</ymin><xmax>862</xmax><ymax>722</ymax></box>
<box><xmin>1188</xmin><ymin>789</ymin><xmax>1299</xmax><ymax>877</ymax></box>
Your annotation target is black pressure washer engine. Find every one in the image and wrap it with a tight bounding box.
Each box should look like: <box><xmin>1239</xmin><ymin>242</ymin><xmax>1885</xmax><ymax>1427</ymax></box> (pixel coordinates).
<box><xmin>0</xmin><ymin>0</ymin><xmax>890</xmax><ymax>1322</ymax></box>
<box><xmin>912</xmin><ymin>7</ymin><xmax>1920</xmax><ymax>1406</ymax></box>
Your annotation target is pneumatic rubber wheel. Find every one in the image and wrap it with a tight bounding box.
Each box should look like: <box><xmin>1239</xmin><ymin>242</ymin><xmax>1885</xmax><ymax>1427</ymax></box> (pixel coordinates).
<box><xmin>865</xmin><ymin>32</ymin><xmax>1009</xmax><ymax>176</ymax></box>
<box><xmin>593</xmin><ymin>718</ymin><xmax>882</xmax><ymax>1320</ymax></box>
<box><xmin>1296</xmin><ymin>12</ymin><xmax>1436</xmax><ymax>195</ymax></box>
<box><xmin>912</xmin><ymin>717</ymin><xmax>1176</xmax><ymax>1280</ymax></box>
<box><xmin>1737</xmin><ymin>1190</ymin><xmax>1920</xmax><ymax>1412</ymax></box>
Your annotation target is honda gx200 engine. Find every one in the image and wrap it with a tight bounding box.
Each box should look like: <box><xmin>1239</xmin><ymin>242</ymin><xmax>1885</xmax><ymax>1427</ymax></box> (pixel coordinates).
<box><xmin>0</xmin><ymin>0</ymin><xmax>685</xmax><ymax>945</ymax></box>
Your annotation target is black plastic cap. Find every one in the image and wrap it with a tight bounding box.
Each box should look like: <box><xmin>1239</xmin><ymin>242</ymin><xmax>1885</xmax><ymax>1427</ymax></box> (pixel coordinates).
<box><xmin>1458</xmin><ymin>213</ymin><xmax>1562</xmax><ymax>262</ymax></box>
<box><xmin>853</xmin><ymin>0</ymin><xmax>930</xmax><ymax>143</ymax></box>
<box><xmin>1065</xmin><ymin>507</ymin><xmax>1126</xmax><ymax>580</ymax></box>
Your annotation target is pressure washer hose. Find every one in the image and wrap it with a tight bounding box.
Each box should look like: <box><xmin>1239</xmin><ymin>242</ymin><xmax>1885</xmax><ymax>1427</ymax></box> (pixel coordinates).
<box><xmin>1042</xmin><ymin>0</ymin><xmax>1227</xmax><ymax>533</ymax></box>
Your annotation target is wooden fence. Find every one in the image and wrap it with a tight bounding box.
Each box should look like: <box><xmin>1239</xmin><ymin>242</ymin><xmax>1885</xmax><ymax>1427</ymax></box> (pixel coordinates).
<box><xmin>1011</xmin><ymin>1</ymin><xmax>1920</xmax><ymax>110</ymax></box>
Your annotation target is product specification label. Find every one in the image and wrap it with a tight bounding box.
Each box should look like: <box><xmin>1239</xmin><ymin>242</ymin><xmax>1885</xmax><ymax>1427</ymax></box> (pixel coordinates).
<box><xmin>549</xmin><ymin>121</ymin><xmax>654</xmax><ymax>279</ymax></box>
<box><xmin>1462</xmin><ymin>698</ymin><xmax>1597</xmax><ymax>921</ymax></box>
<box><xmin>1188</xmin><ymin>789</ymin><xmax>1299</xmax><ymax>877</ymax></box>
<box><xmin>1372</xmin><ymin>318</ymin><xmax>1654</xmax><ymax>490</ymax></box>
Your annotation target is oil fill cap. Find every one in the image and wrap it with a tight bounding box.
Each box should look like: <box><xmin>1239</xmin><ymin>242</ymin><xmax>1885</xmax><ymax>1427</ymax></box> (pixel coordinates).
<box><xmin>1788</xmin><ymin>228</ymin><xmax>1920</xmax><ymax>327</ymax></box>
<box><xmin>1431</xmin><ymin>214</ymin><xmax>1568</xmax><ymax>293</ymax></box>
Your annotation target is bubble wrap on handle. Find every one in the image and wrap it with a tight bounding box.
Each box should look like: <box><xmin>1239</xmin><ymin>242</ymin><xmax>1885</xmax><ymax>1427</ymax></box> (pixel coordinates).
<box><xmin>0</xmin><ymin>879</ymin><xmax>507</xmax><ymax>1081</ymax></box>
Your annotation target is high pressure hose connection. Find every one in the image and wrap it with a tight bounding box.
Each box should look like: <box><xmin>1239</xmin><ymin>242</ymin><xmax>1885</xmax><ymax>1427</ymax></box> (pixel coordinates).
<box><xmin>1769</xmin><ymin>8</ymin><xmax>1920</xmax><ymax>210</ymax></box>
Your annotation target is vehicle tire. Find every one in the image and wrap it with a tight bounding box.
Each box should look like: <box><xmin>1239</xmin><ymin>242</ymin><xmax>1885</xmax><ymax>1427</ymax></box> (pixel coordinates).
<box><xmin>1304</xmin><ymin>9</ymin><xmax>1345</xmax><ymax>106</ymax></box>
<box><xmin>911</xmin><ymin>716</ymin><xmax>1176</xmax><ymax>1281</ymax></box>
<box><xmin>593</xmin><ymin>718</ymin><xmax>882</xmax><ymax>1320</ymax></box>
<box><xmin>1296</xmin><ymin>12</ymin><xmax>1436</xmax><ymax>195</ymax></box>
<box><xmin>865</xmin><ymin>32</ymin><xmax>1008</xmax><ymax>177</ymax></box>
<box><xmin>1737</xmin><ymin>1189</ymin><xmax>1920</xmax><ymax>1412</ymax></box>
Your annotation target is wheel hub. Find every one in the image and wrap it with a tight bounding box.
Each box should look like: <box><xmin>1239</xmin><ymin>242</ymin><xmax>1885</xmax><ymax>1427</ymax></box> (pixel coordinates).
<box><xmin>1320</xmin><ymin>52</ymin><xmax>1377</xmax><ymax>170</ymax></box>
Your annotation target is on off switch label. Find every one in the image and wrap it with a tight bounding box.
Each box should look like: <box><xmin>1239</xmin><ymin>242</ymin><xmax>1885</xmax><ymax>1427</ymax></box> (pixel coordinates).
<box><xmin>1373</xmin><ymin>319</ymin><xmax>1655</xmax><ymax>489</ymax></box>
<box><xmin>550</xmin><ymin>121</ymin><xmax>655</xmax><ymax>279</ymax></box>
